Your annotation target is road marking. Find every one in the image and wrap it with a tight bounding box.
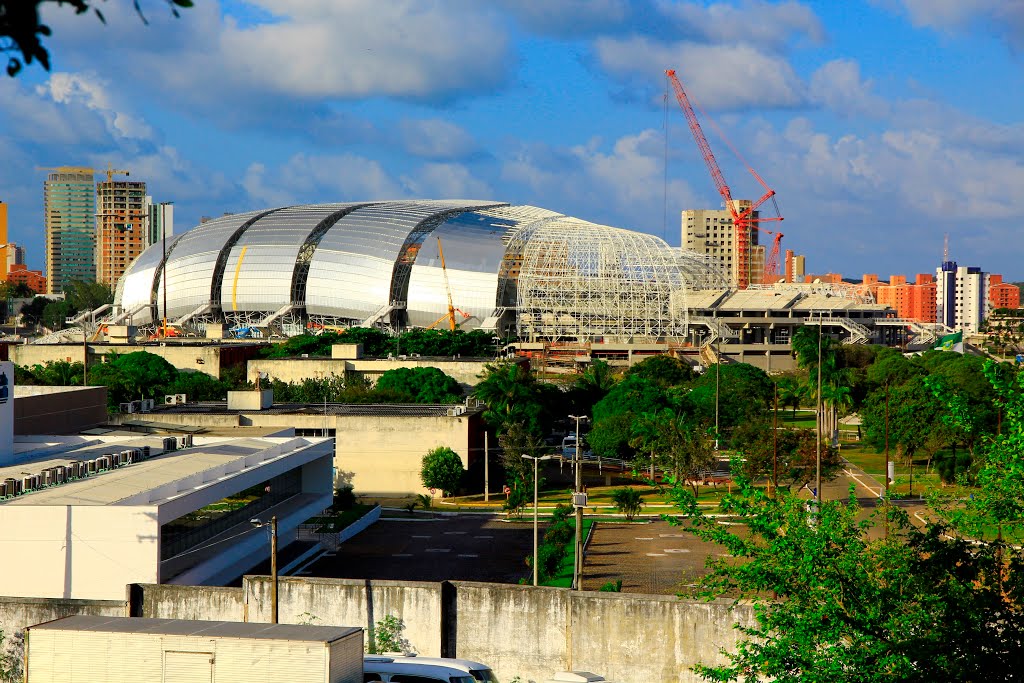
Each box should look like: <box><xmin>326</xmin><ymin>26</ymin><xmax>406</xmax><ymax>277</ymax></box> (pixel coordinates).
<box><xmin>659</xmin><ymin>533</ymin><xmax>686</xmax><ymax>538</ymax></box>
<box><xmin>458</xmin><ymin>553</ymin><xmax>479</xmax><ymax>558</ymax></box>
<box><xmin>392</xmin><ymin>553</ymin><xmax>413</xmax><ymax>558</ymax></box>
<box><xmin>646</xmin><ymin>553</ymin><xmax>668</xmax><ymax>557</ymax></box>
<box><xmin>843</xmin><ymin>468</ymin><xmax>883</xmax><ymax>497</ymax></box>
<box><xmin>634</xmin><ymin>537</ymin><xmax>654</xmax><ymax>540</ymax></box>
<box><xmin>411</xmin><ymin>535</ymin><xmax>431</xmax><ymax>539</ymax></box>
<box><xmin>474</xmin><ymin>535</ymin><xmax>494</xmax><ymax>539</ymax></box>
<box><xmin>444</xmin><ymin>531</ymin><xmax>467</xmax><ymax>535</ymax></box>
<box><xmin>323</xmin><ymin>552</ymin><xmax>336</xmax><ymax>557</ymax></box>
<box><xmin>425</xmin><ymin>548</ymin><xmax>451</xmax><ymax>553</ymax></box>
<box><xmin>663</xmin><ymin>548</ymin><xmax>690</xmax><ymax>553</ymax></box>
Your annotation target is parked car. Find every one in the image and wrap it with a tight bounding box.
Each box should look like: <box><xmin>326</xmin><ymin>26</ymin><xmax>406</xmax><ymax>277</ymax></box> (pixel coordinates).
<box><xmin>363</xmin><ymin>655</ymin><xmax>498</xmax><ymax>683</ymax></box>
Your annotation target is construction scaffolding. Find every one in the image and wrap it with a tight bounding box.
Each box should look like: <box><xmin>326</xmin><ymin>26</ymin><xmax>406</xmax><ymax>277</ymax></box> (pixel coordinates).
<box><xmin>512</xmin><ymin>218</ymin><xmax>727</xmax><ymax>343</ymax></box>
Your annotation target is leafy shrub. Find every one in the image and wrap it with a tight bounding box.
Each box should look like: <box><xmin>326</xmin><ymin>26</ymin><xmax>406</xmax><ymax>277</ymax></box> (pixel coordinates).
<box><xmin>612</xmin><ymin>487</ymin><xmax>644</xmax><ymax>520</ymax></box>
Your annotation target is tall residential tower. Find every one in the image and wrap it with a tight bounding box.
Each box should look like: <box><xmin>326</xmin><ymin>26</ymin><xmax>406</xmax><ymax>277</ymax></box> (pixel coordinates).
<box><xmin>96</xmin><ymin>177</ymin><xmax>147</xmax><ymax>289</ymax></box>
<box><xmin>682</xmin><ymin>199</ymin><xmax>762</xmax><ymax>287</ymax></box>
<box><xmin>44</xmin><ymin>167</ymin><xmax>96</xmax><ymax>294</ymax></box>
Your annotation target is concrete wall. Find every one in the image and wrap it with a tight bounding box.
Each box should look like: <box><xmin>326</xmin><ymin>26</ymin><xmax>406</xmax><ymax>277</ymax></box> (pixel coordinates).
<box><xmin>0</xmin><ymin>595</ymin><xmax>124</xmax><ymax>678</ymax></box>
<box><xmin>15</xmin><ymin>386</ymin><xmax>108</xmax><ymax>434</ymax></box>
<box><xmin>0</xmin><ymin>505</ymin><xmax>160</xmax><ymax>601</ymax></box>
<box><xmin>11</xmin><ymin>344</ymin><xmax>260</xmax><ymax>379</ymax></box>
<box><xmin>127</xmin><ymin>584</ymin><xmax>243</xmax><ymax>622</ymax></box>
<box><xmin>110</xmin><ymin>408</ymin><xmax>480</xmax><ymax>496</ymax></box>
<box><xmin>246</xmin><ymin>577</ymin><xmax>443</xmax><ymax>656</ymax></box>
<box><xmin>332</xmin><ymin>413</ymin><xmax>475</xmax><ymax>496</ymax></box>
<box><xmin>247</xmin><ymin>357</ymin><xmax>492</xmax><ymax>389</ymax></box>
<box><xmin>1</xmin><ymin>578</ymin><xmax>753</xmax><ymax>683</ymax></box>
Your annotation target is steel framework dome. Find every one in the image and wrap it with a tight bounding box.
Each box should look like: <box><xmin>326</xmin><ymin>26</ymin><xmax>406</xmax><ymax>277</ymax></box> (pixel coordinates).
<box><xmin>113</xmin><ymin>200</ymin><xmax>726</xmax><ymax>341</ymax></box>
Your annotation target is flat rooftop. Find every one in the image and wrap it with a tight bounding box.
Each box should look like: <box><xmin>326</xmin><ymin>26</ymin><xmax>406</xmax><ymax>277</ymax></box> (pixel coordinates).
<box><xmin>31</xmin><ymin>615</ymin><xmax>360</xmax><ymax>643</ymax></box>
<box><xmin>156</xmin><ymin>402</ymin><xmax>482</xmax><ymax>418</ymax></box>
<box><xmin>0</xmin><ymin>436</ymin><xmax>330</xmax><ymax>507</ymax></box>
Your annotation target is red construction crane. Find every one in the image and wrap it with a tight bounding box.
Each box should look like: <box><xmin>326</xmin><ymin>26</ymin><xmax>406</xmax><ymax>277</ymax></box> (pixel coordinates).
<box><xmin>665</xmin><ymin>69</ymin><xmax>782</xmax><ymax>288</ymax></box>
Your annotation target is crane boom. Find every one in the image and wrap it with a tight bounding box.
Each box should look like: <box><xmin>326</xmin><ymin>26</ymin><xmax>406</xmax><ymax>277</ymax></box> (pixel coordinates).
<box><xmin>665</xmin><ymin>68</ymin><xmax>782</xmax><ymax>289</ymax></box>
<box><xmin>437</xmin><ymin>236</ymin><xmax>457</xmax><ymax>332</ymax></box>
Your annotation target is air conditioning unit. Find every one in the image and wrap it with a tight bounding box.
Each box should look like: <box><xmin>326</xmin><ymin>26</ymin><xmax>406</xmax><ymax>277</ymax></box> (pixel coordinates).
<box><xmin>176</xmin><ymin>394</ymin><xmax>187</xmax><ymax>404</ymax></box>
<box><xmin>142</xmin><ymin>446</ymin><xmax>151</xmax><ymax>458</ymax></box>
<box><xmin>165</xmin><ymin>395</ymin><xmax>178</xmax><ymax>405</ymax></box>
<box><xmin>141</xmin><ymin>399</ymin><xmax>155</xmax><ymax>412</ymax></box>
<box><xmin>183</xmin><ymin>434</ymin><xmax>193</xmax><ymax>448</ymax></box>
<box><xmin>163</xmin><ymin>437</ymin><xmax>177</xmax><ymax>451</ymax></box>
<box><xmin>120</xmin><ymin>402</ymin><xmax>134</xmax><ymax>414</ymax></box>
<box><xmin>130</xmin><ymin>400</ymin><xmax>142</xmax><ymax>413</ymax></box>
<box><xmin>178</xmin><ymin>436</ymin><xmax>189</xmax><ymax>449</ymax></box>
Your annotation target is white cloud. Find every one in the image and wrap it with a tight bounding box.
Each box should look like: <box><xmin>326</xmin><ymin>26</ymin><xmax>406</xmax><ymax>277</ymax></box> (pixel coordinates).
<box><xmin>398</xmin><ymin>119</ymin><xmax>480</xmax><ymax>160</ymax></box>
<box><xmin>502</xmin><ymin>129</ymin><xmax>701</xmax><ymax>238</ymax></box>
<box><xmin>891</xmin><ymin>0</ymin><xmax>1024</xmax><ymax>49</ymax></box>
<box><xmin>40</xmin><ymin>72</ymin><xmax>154</xmax><ymax>141</ymax></box>
<box><xmin>809</xmin><ymin>59</ymin><xmax>890</xmax><ymax>118</ymax></box>
<box><xmin>242</xmin><ymin>153</ymin><xmax>406</xmax><ymax>206</ymax></box>
<box><xmin>659</xmin><ymin>0</ymin><xmax>826</xmax><ymax>50</ymax></box>
<box><xmin>402</xmin><ymin>163</ymin><xmax>494</xmax><ymax>199</ymax></box>
<box><xmin>596</xmin><ymin>37</ymin><xmax>807</xmax><ymax>109</ymax></box>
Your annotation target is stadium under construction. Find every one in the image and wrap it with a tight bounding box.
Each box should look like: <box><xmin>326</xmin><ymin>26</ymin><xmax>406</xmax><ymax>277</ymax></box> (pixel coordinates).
<box><xmin>45</xmin><ymin>200</ymin><xmax>943</xmax><ymax>372</ymax></box>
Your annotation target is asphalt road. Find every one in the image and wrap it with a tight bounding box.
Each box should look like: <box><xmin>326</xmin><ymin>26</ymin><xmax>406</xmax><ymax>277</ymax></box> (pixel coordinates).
<box><xmin>300</xmin><ymin>514</ymin><xmax>536</xmax><ymax>584</ymax></box>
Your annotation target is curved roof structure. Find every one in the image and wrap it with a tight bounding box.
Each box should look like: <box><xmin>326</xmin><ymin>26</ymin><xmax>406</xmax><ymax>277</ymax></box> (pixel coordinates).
<box><xmin>114</xmin><ymin>200</ymin><xmax>726</xmax><ymax>341</ymax></box>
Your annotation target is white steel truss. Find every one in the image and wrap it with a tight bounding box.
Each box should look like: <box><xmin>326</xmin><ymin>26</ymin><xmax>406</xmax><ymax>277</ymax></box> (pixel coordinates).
<box><xmin>513</xmin><ymin>218</ymin><xmax>727</xmax><ymax>342</ymax></box>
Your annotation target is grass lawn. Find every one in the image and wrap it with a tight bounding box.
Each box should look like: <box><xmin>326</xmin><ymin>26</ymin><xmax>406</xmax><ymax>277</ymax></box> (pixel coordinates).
<box><xmin>840</xmin><ymin>443</ymin><xmax>945</xmax><ymax>497</ymax></box>
<box><xmin>540</xmin><ymin>519</ymin><xmax>595</xmax><ymax>588</ymax></box>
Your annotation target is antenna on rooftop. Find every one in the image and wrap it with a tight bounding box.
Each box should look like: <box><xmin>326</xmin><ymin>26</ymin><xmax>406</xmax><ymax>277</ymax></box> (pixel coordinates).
<box><xmin>943</xmin><ymin>233</ymin><xmax>949</xmax><ymax>263</ymax></box>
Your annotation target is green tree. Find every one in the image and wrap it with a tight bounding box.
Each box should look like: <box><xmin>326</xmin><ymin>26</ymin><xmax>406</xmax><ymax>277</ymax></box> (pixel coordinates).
<box><xmin>571</xmin><ymin>359</ymin><xmax>618</xmax><ymax>413</ymax></box>
<box><xmin>735</xmin><ymin>422</ymin><xmax>843</xmax><ymax>492</ymax></box>
<box><xmin>684</xmin><ymin>362</ymin><xmax>774</xmax><ymax>436</ymax></box>
<box><xmin>167</xmin><ymin>371</ymin><xmax>229</xmax><ymax>401</ymax></box>
<box><xmin>18</xmin><ymin>296</ymin><xmax>51</xmax><ymax>330</ymax></box>
<box><xmin>496</xmin><ymin>421</ymin><xmax>548</xmax><ymax>494</ymax></box>
<box><xmin>590</xmin><ymin>374</ymin><xmax>671</xmax><ymax>460</ymax></box>
<box><xmin>626</xmin><ymin>354</ymin><xmax>696</xmax><ymax>387</ymax></box>
<box><xmin>420</xmin><ymin>446</ymin><xmax>465</xmax><ymax>497</ymax></box>
<box><xmin>474</xmin><ymin>361</ymin><xmax>551</xmax><ymax>434</ymax></box>
<box><xmin>673</xmin><ymin>478</ymin><xmax>1024</xmax><ymax>682</ymax></box>
<box><xmin>611</xmin><ymin>487</ymin><xmax>644</xmax><ymax>520</ymax></box>
<box><xmin>63</xmin><ymin>279</ymin><xmax>112</xmax><ymax>310</ymax></box>
<box><xmin>27</xmin><ymin>359</ymin><xmax>82</xmax><ymax>385</ymax></box>
<box><xmin>775</xmin><ymin>374</ymin><xmax>806</xmax><ymax>418</ymax></box>
<box><xmin>41</xmin><ymin>298</ymin><xmax>72</xmax><ymax>330</ymax></box>
<box><xmin>375</xmin><ymin>367</ymin><xmax>463</xmax><ymax>404</ymax></box>
<box><xmin>630</xmin><ymin>408</ymin><xmax>715</xmax><ymax>495</ymax></box>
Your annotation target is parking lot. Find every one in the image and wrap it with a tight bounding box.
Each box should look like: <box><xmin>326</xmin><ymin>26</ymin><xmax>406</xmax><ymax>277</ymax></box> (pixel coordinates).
<box><xmin>580</xmin><ymin>519</ymin><xmax>722</xmax><ymax>594</ymax></box>
<box><xmin>300</xmin><ymin>514</ymin><xmax>536</xmax><ymax>584</ymax></box>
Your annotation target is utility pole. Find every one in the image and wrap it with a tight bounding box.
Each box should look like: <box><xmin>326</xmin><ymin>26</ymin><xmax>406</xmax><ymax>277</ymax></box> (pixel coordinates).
<box><xmin>484</xmin><ymin>430</ymin><xmax>490</xmax><ymax>503</ymax></box>
<box><xmin>772</xmin><ymin>381</ymin><xmax>778</xmax><ymax>496</ymax></box>
<box><xmin>569</xmin><ymin>414</ymin><xmax>588</xmax><ymax>590</ymax></box>
<box><xmin>815</xmin><ymin>312</ymin><xmax>822</xmax><ymax>504</ymax></box>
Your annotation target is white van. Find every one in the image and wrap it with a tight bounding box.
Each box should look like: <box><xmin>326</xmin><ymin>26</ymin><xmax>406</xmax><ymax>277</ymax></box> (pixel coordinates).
<box><xmin>363</xmin><ymin>655</ymin><xmax>498</xmax><ymax>683</ymax></box>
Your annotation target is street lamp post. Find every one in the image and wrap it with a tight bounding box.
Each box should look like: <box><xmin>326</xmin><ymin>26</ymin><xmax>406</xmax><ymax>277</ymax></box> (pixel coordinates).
<box><xmin>815</xmin><ymin>311</ymin><xmax>823</xmax><ymax>504</ymax></box>
<box><xmin>522</xmin><ymin>454</ymin><xmax>557</xmax><ymax>586</ymax></box>
<box><xmin>568</xmin><ymin>414</ymin><xmax>588</xmax><ymax>590</ymax></box>
<box><xmin>250</xmin><ymin>515</ymin><xmax>278</xmax><ymax>623</ymax></box>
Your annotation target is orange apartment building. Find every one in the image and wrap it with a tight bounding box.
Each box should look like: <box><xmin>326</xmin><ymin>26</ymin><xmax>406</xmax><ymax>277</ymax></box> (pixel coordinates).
<box><xmin>875</xmin><ymin>274</ymin><xmax>937</xmax><ymax>323</ymax></box>
<box><xmin>96</xmin><ymin>179</ymin><xmax>147</xmax><ymax>290</ymax></box>
<box><xmin>7</xmin><ymin>264</ymin><xmax>46</xmax><ymax>294</ymax></box>
<box><xmin>989</xmin><ymin>274</ymin><xmax>1021</xmax><ymax>310</ymax></box>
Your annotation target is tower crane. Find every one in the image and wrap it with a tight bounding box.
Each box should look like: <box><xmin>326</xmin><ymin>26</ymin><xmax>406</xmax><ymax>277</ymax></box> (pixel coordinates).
<box><xmin>666</xmin><ymin>69</ymin><xmax>782</xmax><ymax>288</ymax></box>
<box><xmin>426</xmin><ymin>236</ymin><xmax>471</xmax><ymax>331</ymax></box>
<box><xmin>35</xmin><ymin>163</ymin><xmax>130</xmax><ymax>182</ymax></box>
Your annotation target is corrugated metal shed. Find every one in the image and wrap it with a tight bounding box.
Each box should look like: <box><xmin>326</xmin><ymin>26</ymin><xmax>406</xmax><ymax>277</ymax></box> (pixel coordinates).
<box><xmin>28</xmin><ymin>615</ymin><xmax>363</xmax><ymax>683</ymax></box>
<box><xmin>31</xmin><ymin>615</ymin><xmax>360</xmax><ymax>642</ymax></box>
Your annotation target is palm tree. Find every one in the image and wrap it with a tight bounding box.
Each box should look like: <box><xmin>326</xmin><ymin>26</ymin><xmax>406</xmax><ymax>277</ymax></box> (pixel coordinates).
<box><xmin>473</xmin><ymin>361</ymin><xmax>544</xmax><ymax>433</ymax></box>
<box><xmin>776</xmin><ymin>376</ymin><xmax>806</xmax><ymax>418</ymax></box>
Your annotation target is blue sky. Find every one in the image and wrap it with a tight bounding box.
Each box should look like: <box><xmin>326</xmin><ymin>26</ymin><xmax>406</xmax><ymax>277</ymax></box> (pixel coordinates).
<box><xmin>1</xmin><ymin>0</ymin><xmax>1023</xmax><ymax>280</ymax></box>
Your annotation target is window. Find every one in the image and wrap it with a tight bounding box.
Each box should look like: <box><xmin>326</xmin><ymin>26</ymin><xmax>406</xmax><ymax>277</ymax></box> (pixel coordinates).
<box><xmin>390</xmin><ymin>676</ymin><xmax>448</xmax><ymax>683</ymax></box>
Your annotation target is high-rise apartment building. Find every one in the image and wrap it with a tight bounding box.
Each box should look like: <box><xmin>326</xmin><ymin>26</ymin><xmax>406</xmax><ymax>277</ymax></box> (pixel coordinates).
<box><xmin>936</xmin><ymin>261</ymin><xmax>989</xmax><ymax>333</ymax></box>
<box><xmin>44</xmin><ymin>167</ymin><xmax>96</xmax><ymax>294</ymax></box>
<box><xmin>143</xmin><ymin>196</ymin><xmax>173</xmax><ymax>246</ymax></box>
<box><xmin>682</xmin><ymin>199</ymin><xmax>760</xmax><ymax>287</ymax></box>
<box><xmin>989</xmin><ymin>274</ymin><xmax>1021</xmax><ymax>311</ymax></box>
<box><xmin>96</xmin><ymin>179</ymin><xmax>147</xmax><ymax>289</ymax></box>
<box><xmin>6</xmin><ymin>243</ymin><xmax>25</xmax><ymax>272</ymax></box>
<box><xmin>0</xmin><ymin>200</ymin><xmax>8</xmax><ymax>280</ymax></box>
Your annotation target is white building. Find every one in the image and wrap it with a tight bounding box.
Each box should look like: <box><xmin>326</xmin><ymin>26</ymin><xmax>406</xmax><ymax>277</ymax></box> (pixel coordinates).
<box><xmin>936</xmin><ymin>261</ymin><xmax>989</xmax><ymax>334</ymax></box>
<box><xmin>0</xmin><ymin>433</ymin><xmax>333</xmax><ymax>600</ymax></box>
